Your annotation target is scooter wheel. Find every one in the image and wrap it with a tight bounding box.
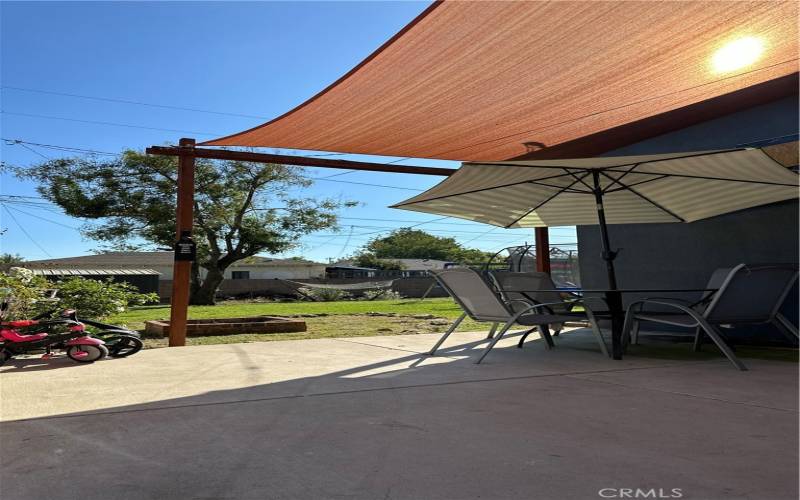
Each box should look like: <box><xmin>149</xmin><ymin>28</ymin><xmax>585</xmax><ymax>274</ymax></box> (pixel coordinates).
<box><xmin>66</xmin><ymin>344</ymin><xmax>109</xmax><ymax>363</ymax></box>
<box><xmin>0</xmin><ymin>349</ymin><xmax>11</xmax><ymax>366</ymax></box>
<box><xmin>105</xmin><ymin>335</ymin><xmax>143</xmax><ymax>358</ymax></box>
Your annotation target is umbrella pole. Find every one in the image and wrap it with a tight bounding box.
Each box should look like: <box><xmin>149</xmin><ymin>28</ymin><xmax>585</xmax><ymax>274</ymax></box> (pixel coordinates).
<box><xmin>592</xmin><ymin>171</ymin><xmax>624</xmax><ymax>360</ymax></box>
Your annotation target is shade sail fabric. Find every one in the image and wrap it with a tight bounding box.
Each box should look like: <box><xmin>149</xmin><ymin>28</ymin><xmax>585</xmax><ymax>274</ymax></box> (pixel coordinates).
<box><xmin>391</xmin><ymin>143</ymin><xmax>799</xmax><ymax>227</ymax></box>
<box><xmin>204</xmin><ymin>1</ymin><xmax>798</xmax><ymax>161</ymax></box>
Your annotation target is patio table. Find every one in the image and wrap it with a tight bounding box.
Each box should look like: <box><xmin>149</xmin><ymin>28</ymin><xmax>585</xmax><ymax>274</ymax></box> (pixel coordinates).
<box><xmin>499</xmin><ymin>287</ymin><xmax>719</xmax><ymax>359</ymax></box>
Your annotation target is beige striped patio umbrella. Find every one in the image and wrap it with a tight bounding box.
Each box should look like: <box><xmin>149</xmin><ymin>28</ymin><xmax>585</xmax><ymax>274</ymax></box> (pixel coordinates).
<box><xmin>392</xmin><ymin>142</ymin><xmax>799</xmax><ymax>358</ymax></box>
<box><xmin>392</xmin><ymin>142</ymin><xmax>798</xmax><ymax>228</ymax></box>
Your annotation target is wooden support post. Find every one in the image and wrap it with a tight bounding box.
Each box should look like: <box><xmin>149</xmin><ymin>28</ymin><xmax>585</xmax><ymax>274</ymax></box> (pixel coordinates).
<box><xmin>535</xmin><ymin>227</ymin><xmax>550</xmax><ymax>274</ymax></box>
<box><xmin>168</xmin><ymin>138</ymin><xmax>196</xmax><ymax>347</ymax></box>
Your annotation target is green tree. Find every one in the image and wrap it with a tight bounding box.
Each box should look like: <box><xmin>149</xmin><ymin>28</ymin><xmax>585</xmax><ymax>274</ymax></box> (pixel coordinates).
<box><xmin>13</xmin><ymin>150</ymin><xmax>353</xmax><ymax>305</ymax></box>
<box><xmin>0</xmin><ymin>253</ymin><xmax>25</xmax><ymax>272</ymax></box>
<box><xmin>356</xmin><ymin>229</ymin><xmax>493</xmax><ymax>264</ymax></box>
<box><xmin>352</xmin><ymin>253</ymin><xmax>405</xmax><ymax>270</ymax></box>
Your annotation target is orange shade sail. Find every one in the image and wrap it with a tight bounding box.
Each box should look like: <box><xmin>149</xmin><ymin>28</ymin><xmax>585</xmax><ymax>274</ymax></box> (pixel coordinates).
<box><xmin>204</xmin><ymin>0</ymin><xmax>799</xmax><ymax>161</ymax></box>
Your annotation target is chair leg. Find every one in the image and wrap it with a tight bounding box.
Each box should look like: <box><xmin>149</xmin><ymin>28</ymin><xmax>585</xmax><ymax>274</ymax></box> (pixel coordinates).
<box><xmin>774</xmin><ymin>313</ymin><xmax>799</xmax><ymax>342</ymax></box>
<box><xmin>621</xmin><ymin>311</ymin><xmax>634</xmax><ymax>353</ymax></box>
<box><xmin>585</xmin><ymin>308</ymin><xmax>609</xmax><ymax>357</ymax></box>
<box><xmin>475</xmin><ymin>320</ymin><xmax>516</xmax><ymax>364</ymax></box>
<box><xmin>516</xmin><ymin>328</ymin><xmax>537</xmax><ymax>348</ymax></box>
<box><xmin>428</xmin><ymin>312</ymin><xmax>466</xmax><ymax>355</ymax></box>
<box><xmin>486</xmin><ymin>322</ymin><xmax>498</xmax><ymax>339</ymax></box>
<box><xmin>631</xmin><ymin>320</ymin><xmax>641</xmax><ymax>345</ymax></box>
<box><xmin>692</xmin><ymin>326</ymin><xmax>703</xmax><ymax>352</ymax></box>
<box><xmin>698</xmin><ymin>321</ymin><xmax>747</xmax><ymax>371</ymax></box>
<box><xmin>539</xmin><ymin>324</ymin><xmax>555</xmax><ymax>350</ymax></box>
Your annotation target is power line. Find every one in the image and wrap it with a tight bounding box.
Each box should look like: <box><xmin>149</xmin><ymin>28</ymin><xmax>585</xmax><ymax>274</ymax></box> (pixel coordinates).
<box><xmin>1</xmin><ymin>203</ymin><xmax>80</xmax><ymax>230</ymax></box>
<box><xmin>1</xmin><ymin>85</ymin><xmax>272</xmax><ymax>120</ymax></box>
<box><xmin>335</xmin><ymin>226</ymin><xmax>355</xmax><ymax>259</ymax></box>
<box><xmin>308</xmin><ymin>176</ymin><xmax>424</xmax><ymax>191</ymax></box>
<box><xmin>462</xmin><ymin>226</ymin><xmax>499</xmax><ymax>245</ymax></box>
<box><xmin>2</xmin><ymin>138</ymin><xmax>119</xmax><ymax>156</ymax></box>
<box><xmin>1</xmin><ymin>205</ymin><xmax>53</xmax><ymax>257</ymax></box>
<box><xmin>0</xmin><ymin>198</ymin><xmax>576</xmax><ymax>234</ymax></box>
<box><xmin>320</xmin><ymin>224</ymin><xmax>531</xmax><ymax>236</ymax></box>
<box><xmin>335</xmin><ymin>216</ymin><xmax>497</xmax><ymax>227</ymax></box>
<box><xmin>0</xmin><ymin>111</ymin><xmax>223</xmax><ymax>137</ymax></box>
<box><xmin>3</xmin><ymin>137</ymin><xmax>349</xmax><ymax>160</ymax></box>
<box><xmin>5</xmin><ymin>59</ymin><xmax>797</xmax><ymax>163</ymax></box>
<box><xmin>316</xmin><ymin>156</ymin><xmax>414</xmax><ymax>179</ymax></box>
<box><xmin>17</xmin><ymin>142</ymin><xmax>51</xmax><ymax>161</ymax></box>
<box><xmin>2</xmin><ymin>139</ymin><xmax>424</xmax><ymax>191</ymax></box>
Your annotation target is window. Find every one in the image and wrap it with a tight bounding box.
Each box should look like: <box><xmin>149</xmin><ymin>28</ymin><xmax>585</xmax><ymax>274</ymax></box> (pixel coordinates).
<box><xmin>231</xmin><ymin>271</ymin><xmax>250</xmax><ymax>280</ymax></box>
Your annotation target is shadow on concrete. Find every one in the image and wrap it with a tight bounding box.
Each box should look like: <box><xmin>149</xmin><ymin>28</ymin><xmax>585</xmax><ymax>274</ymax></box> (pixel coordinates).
<box><xmin>1</xmin><ymin>329</ymin><xmax>798</xmax><ymax>500</ymax></box>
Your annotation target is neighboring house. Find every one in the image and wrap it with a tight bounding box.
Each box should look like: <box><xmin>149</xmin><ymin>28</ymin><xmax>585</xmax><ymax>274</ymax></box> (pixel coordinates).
<box><xmin>28</xmin><ymin>269</ymin><xmax>161</xmax><ymax>295</ymax></box>
<box><xmin>388</xmin><ymin>259</ymin><xmax>455</xmax><ymax>275</ymax></box>
<box><xmin>327</xmin><ymin>259</ymin><xmax>455</xmax><ymax>278</ymax></box>
<box><xmin>325</xmin><ymin>265</ymin><xmax>379</xmax><ymax>279</ymax></box>
<box><xmin>22</xmin><ymin>252</ymin><xmax>327</xmax><ymax>299</ymax></box>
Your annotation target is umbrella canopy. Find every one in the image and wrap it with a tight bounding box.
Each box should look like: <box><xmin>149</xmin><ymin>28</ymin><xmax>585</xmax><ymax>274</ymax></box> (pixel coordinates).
<box><xmin>392</xmin><ymin>142</ymin><xmax>799</xmax><ymax>227</ymax></box>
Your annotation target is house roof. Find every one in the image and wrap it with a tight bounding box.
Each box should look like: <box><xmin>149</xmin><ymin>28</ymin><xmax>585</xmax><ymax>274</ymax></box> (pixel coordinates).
<box><xmin>203</xmin><ymin>0</ymin><xmax>798</xmax><ymax>161</ymax></box>
<box><xmin>386</xmin><ymin>259</ymin><xmax>453</xmax><ymax>271</ymax></box>
<box><xmin>333</xmin><ymin>258</ymin><xmax>454</xmax><ymax>271</ymax></box>
<box><xmin>30</xmin><ymin>269</ymin><xmax>160</xmax><ymax>276</ymax></box>
<box><xmin>237</xmin><ymin>256</ymin><xmax>325</xmax><ymax>267</ymax></box>
<box><xmin>23</xmin><ymin>252</ymin><xmax>174</xmax><ymax>268</ymax></box>
<box><xmin>23</xmin><ymin>252</ymin><xmax>325</xmax><ymax>269</ymax></box>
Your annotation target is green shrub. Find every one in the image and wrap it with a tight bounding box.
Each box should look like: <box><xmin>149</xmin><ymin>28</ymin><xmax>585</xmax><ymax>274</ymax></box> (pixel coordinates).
<box><xmin>0</xmin><ymin>268</ymin><xmax>54</xmax><ymax>320</ymax></box>
<box><xmin>0</xmin><ymin>269</ymin><xmax>158</xmax><ymax>320</ymax></box>
<box><xmin>361</xmin><ymin>289</ymin><xmax>403</xmax><ymax>301</ymax></box>
<box><xmin>298</xmin><ymin>287</ymin><xmax>351</xmax><ymax>302</ymax></box>
<box><xmin>53</xmin><ymin>277</ymin><xmax>158</xmax><ymax>319</ymax></box>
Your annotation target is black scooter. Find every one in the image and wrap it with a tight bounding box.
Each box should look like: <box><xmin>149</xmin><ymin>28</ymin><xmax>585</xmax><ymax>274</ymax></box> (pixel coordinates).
<box><xmin>52</xmin><ymin>309</ymin><xmax>144</xmax><ymax>358</ymax></box>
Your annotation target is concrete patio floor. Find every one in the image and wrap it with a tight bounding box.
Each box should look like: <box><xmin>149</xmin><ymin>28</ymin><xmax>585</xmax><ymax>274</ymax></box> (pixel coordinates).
<box><xmin>1</xmin><ymin>329</ymin><xmax>797</xmax><ymax>500</ymax></box>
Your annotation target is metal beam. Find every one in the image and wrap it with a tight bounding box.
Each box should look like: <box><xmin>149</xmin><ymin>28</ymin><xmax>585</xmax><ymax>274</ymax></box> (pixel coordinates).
<box><xmin>146</xmin><ymin>146</ymin><xmax>456</xmax><ymax>176</ymax></box>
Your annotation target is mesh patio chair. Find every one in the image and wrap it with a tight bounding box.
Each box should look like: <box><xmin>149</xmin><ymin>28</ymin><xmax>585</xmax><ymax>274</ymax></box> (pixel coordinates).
<box><xmin>427</xmin><ymin>268</ymin><xmax>607</xmax><ymax>364</ymax></box>
<box><xmin>622</xmin><ymin>263</ymin><xmax>799</xmax><ymax>371</ymax></box>
<box><xmin>488</xmin><ymin>271</ymin><xmax>607</xmax><ymax>354</ymax></box>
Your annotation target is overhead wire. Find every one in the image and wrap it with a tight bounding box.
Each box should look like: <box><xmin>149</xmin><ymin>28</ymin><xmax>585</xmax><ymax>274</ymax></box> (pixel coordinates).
<box><xmin>5</xmin><ymin>59</ymin><xmax>797</xmax><ymax>160</ymax></box>
<box><xmin>1</xmin><ymin>205</ymin><xmax>53</xmax><ymax>257</ymax></box>
<box><xmin>1</xmin><ymin>85</ymin><xmax>272</xmax><ymax>120</ymax></box>
<box><xmin>0</xmin><ymin>111</ymin><xmax>223</xmax><ymax>137</ymax></box>
<box><xmin>1</xmin><ymin>203</ymin><xmax>80</xmax><ymax>230</ymax></box>
<box><xmin>2</xmin><ymin>138</ymin><xmax>429</xmax><ymax>191</ymax></box>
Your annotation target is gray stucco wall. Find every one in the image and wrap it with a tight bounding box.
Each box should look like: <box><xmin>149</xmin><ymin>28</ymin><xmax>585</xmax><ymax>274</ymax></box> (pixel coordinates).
<box><xmin>577</xmin><ymin>95</ymin><xmax>798</xmax><ymax>341</ymax></box>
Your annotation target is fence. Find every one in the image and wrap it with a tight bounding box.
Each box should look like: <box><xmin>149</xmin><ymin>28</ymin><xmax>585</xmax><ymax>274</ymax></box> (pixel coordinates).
<box><xmin>157</xmin><ymin>276</ymin><xmax>450</xmax><ymax>301</ymax></box>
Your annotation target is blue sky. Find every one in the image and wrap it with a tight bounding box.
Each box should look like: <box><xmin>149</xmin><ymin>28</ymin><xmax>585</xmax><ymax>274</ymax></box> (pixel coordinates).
<box><xmin>0</xmin><ymin>1</ymin><xmax>577</xmax><ymax>263</ymax></box>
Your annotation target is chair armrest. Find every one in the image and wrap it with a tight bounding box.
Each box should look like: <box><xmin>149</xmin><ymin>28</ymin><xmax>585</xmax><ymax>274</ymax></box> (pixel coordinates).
<box><xmin>504</xmin><ymin>301</ymin><xmax>575</xmax><ymax>320</ymax></box>
<box><xmin>626</xmin><ymin>298</ymin><xmax>703</xmax><ymax>316</ymax></box>
<box><xmin>638</xmin><ymin>296</ymin><xmax>695</xmax><ymax>304</ymax></box>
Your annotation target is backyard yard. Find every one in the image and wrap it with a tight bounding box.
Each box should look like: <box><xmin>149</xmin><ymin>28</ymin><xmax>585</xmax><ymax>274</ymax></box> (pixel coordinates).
<box><xmin>104</xmin><ymin>298</ymin><xmax>797</xmax><ymax>363</ymax></box>
<box><xmin>108</xmin><ymin>297</ymin><xmax>489</xmax><ymax>347</ymax></box>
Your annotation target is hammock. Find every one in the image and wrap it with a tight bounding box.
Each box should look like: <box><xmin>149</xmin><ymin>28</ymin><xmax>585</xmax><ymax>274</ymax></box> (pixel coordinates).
<box><xmin>280</xmin><ymin>279</ymin><xmax>397</xmax><ymax>291</ymax></box>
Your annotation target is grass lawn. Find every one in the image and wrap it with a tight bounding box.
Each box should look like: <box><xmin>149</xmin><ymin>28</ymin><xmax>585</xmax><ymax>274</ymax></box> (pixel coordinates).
<box><xmin>108</xmin><ymin>298</ymin><xmax>489</xmax><ymax>348</ymax></box>
<box><xmin>107</xmin><ymin>298</ymin><xmax>798</xmax><ymax>363</ymax></box>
